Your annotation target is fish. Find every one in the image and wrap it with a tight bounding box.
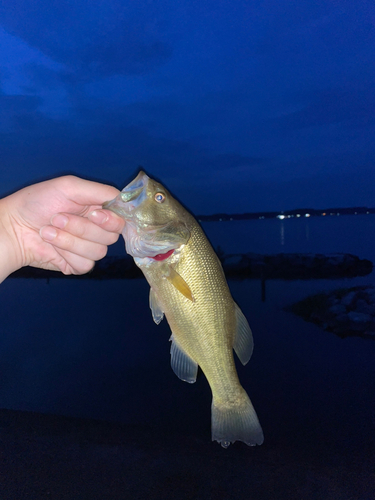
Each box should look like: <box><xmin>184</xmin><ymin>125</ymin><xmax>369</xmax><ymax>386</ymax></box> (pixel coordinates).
<box><xmin>103</xmin><ymin>171</ymin><xmax>264</xmax><ymax>447</ymax></box>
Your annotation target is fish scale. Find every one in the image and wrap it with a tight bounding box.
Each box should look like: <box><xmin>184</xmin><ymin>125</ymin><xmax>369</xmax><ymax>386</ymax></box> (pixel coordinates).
<box><xmin>103</xmin><ymin>171</ymin><xmax>264</xmax><ymax>447</ymax></box>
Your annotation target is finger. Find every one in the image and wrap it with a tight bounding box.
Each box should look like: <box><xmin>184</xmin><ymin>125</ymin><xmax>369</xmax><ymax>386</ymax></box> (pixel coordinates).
<box><xmin>57</xmin><ymin>175</ymin><xmax>121</xmax><ymax>206</ymax></box>
<box><xmin>54</xmin><ymin>248</ymin><xmax>96</xmax><ymax>276</ymax></box>
<box><xmin>39</xmin><ymin>225</ymin><xmax>109</xmax><ymax>262</ymax></box>
<box><xmin>50</xmin><ymin>213</ymin><xmax>120</xmax><ymax>245</ymax></box>
<box><xmin>88</xmin><ymin>209</ymin><xmax>125</xmax><ymax>234</ymax></box>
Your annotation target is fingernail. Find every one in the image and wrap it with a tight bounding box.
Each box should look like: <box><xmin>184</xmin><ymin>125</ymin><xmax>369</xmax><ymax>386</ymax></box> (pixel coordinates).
<box><xmin>89</xmin><ymin>210</ymin><xmax>109</xmax><ymax>224</ymax></box>
<box><xmin>40</xmin><ymin>226</ymin><xmax>57</xmax><ymax>241</ymax></box>
<box><xmin>51</xmin><ymin>214</ymin><xmax>68</xmax><ymax>229</ymax></box>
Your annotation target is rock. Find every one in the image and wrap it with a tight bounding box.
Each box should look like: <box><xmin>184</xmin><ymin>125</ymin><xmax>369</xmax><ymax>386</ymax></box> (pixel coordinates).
<box><xmin>341</xmin><ymin>291</ymin><xmax>357</xmax><ymax>307</ymax></box>
<box><xmin>335</xmin><ymin>313</ymin><xmax>350</xmax><ymax>324</ymax></box>
<box><xmin>355</xmin><ymin>299</ymin><xmax>375</xmax><ymax>315</ymax></box>
<box><xmin>347</xmin><ymin>311</ymin><xmax>372</xmax><ymax>324</ymax></box>
<box><xmin>329</xmin><ymin>304</ymin><xmax>346</xmax><ymax>315</ymax></box>
<box><xmin>287</xmin><ymin>285</ymin><xmax>375</xmax><ymax>340</ymax></box>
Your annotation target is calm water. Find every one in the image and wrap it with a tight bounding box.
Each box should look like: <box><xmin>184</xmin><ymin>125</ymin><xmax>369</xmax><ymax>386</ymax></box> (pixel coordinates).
<box><xmin>0</xmin><ymin>215</ymin><xmax>374</xmax><ymax>465</ymax></box>
<box><xmin>201</xmin><ymin>213</ymin><xmax>375</xmax><ymax>262</ymax></box>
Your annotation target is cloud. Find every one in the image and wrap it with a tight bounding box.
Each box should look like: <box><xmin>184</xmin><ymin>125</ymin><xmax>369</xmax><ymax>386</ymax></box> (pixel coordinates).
<box><xmin>0</xmin><ymin>92</ymin><xmax>42</xmax><ymax>131</ymax></box>
<box><xmin>21</xmin><ymin>63</ymin><xmax>64</xmax><ymax>91</ymax></box>
<box><xmin>272</xmin><ymin>87</ymin><xmax>375</xmax><ymax>130</ymax></box>
<box><xmin>205</xmin><ymin>153</ymin><xmax>266</xmax><ymax>174</ymax></box>
<box><xmin>253</xmin><ymin>163</ymin><xmax>375</xmax><ymax>212</ymax></box>
<box><xmin>0</xmin><ymin>1</ymin><xmax>173</xmax><ymax>80</ymax></box>
<box><xmin>0</xmin><ymin>95</ymin><xmax>271</xmax><ymax>211</ymax></box>
<box><xmin>1</xmin><ymin>0</ymin><xmax>374</xmax><ymax>213</ymax></box>
<box><xmin>193</xmin><ymin>154</ymin><xmax>375</xmax><ymax>213</ymax></box>
<box><xmin>1</xmin><ymin>97</ymin><xmax>374</xmax><ymax>214</ymax></box>
<box><xmin>0</xmin><ymin>92</ymin><xmax>41</xmax><ymax>112</ymax></box>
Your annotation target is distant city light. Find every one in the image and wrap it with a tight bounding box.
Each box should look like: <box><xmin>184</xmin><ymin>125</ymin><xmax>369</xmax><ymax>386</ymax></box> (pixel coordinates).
<box><xmin>199</xmin><ymin>207</ymin><xmax>375</xmax><ymax>223</ymax></box>
<box><xmin>198</xmin><ymin>206</ymin><xmax>371</xmax><ymax>223</ymax></box>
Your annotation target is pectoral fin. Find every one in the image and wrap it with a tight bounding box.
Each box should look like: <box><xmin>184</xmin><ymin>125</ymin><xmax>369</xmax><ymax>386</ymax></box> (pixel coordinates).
<box><xmin>149</xmin><ymin>288</ymin><xmax>164</xmax><ymax>324</ymax></box>
<box><xmin>170</xmin><ymin>335</ymin><xmax>198</xmax><ymax>383</ymax></box>
<box><xmin>233</xmin><ymin>303</ymin><xmax>254</xmax><ymax>365</ymax></box>
<box><xmin>165</xmin><ymin>266</ymin><xmax>194</xmax><ymax>302</ymax></box>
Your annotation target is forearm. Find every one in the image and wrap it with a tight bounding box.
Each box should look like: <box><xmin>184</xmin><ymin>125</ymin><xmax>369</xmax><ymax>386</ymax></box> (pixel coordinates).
<box><xmin>0</xmin><ymin>198</ymin><xmax>22</xmax><ymax>283</ymax></box>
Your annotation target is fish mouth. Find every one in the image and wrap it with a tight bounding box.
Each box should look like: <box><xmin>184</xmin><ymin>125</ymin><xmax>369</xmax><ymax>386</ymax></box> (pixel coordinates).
<box><xmin>102</xmin><ymin>171</ymin><xmax>149</xmax><ymax>216</ymax></box>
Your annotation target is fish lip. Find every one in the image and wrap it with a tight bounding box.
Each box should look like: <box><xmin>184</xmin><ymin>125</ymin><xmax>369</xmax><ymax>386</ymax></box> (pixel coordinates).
<box><xmin>120</xmin><ymin>171</ymin><xmax>149</xmax><ymax>202</ymax></box>
<box><xmin>102</xmin><ymin>199</ymin><xmax>115</xmax><ymax>210</ymax></box>
<box><xmin>102</xmin><ymin>171</ymin><xmax>149</xmax><ymax>215</ymax></box>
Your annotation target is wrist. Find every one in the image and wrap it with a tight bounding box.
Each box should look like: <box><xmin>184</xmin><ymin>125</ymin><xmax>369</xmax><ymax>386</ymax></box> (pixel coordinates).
<box><xmin>0</xmin><ymin>198</ymin><xmax>23</xmax><ymax>282</ymax></box>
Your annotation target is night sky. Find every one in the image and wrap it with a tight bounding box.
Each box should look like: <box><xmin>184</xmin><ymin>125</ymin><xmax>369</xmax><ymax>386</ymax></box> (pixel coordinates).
<box><xmin>1</xmin><ymin>0</ymin><xmax>374</xmax><ymax>214</ymax></box>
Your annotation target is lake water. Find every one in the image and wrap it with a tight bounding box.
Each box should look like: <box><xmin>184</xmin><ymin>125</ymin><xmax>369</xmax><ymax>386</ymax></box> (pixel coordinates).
<box><xmin>200</xmin><ymin>213</ymin><xmax>375</xmax><ymax>262</ymax></box>
<box><xmin>0</xmin><ymin>215</ymin><xmax>374</xmax><ymax>477</ymax></box>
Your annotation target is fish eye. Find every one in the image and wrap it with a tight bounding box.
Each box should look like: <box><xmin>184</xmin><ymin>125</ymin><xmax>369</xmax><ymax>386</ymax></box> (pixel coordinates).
<box><xmin>154</xmin><ymin>192</ymin><xmax>165</xmax><ymax>203</ymax></box>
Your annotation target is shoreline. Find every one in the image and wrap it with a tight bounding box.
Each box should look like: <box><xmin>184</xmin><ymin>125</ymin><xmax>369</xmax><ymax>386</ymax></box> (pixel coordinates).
<box><xmin>8</xmin><ymin>252</ymin><xmax>373</xmax><ymax>281</ymax></box>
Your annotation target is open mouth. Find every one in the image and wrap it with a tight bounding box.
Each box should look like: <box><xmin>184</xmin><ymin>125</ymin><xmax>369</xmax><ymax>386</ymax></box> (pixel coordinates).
<box><xmin>102</xmin><ymin>171</ymin><xmax>149</xmax><ymax>212</ymax></box>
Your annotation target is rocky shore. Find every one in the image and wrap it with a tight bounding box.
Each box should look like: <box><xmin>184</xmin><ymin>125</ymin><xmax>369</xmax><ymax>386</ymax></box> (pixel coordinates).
<box><xmin>287</xmin><ymin>285</ymin><xmax>375</xmax><ymax>340</ymax></box>
<box><xmin>9</xmin><ymin>252</ymin><xmax>373</xmax><ymax>281</ymax></box>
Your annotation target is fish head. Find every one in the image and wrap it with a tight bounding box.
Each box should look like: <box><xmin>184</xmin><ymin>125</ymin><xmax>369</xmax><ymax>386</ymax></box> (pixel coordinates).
<box><xmin>103</xmin><ymin>171</ymin><xmax>182</xmax><ymax>225</ymax></box>
<box><xmin>103</xmin><ymin>171</ymin><xmax>190</xmax><ymax>258</ymax></box>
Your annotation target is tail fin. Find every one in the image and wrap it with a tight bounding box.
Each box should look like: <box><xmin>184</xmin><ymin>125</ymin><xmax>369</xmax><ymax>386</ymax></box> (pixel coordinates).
<box><xmin>211</xmin><ymin>391</ymin><xmax>264</xmax><ymax>448</ymax></box>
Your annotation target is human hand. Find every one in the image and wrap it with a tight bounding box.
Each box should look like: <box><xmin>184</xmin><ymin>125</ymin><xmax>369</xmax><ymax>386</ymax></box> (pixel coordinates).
<box><xmin>0</xmin><ymin>175</ymin><xmax>125</xmax><ymax>281</ymax></box>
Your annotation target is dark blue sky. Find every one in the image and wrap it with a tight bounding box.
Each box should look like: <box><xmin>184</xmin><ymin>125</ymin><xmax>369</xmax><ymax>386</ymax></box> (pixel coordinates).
<box><xmin>0</xmin><ymin>0</ymin><xmax>374</xmax><ymax>213</ymax></box>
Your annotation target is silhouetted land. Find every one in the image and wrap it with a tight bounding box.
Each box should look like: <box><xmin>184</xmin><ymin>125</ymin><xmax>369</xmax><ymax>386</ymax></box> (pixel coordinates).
<box><xmin>9</xmin><ymin>253</ymin><xmax>373</xmax><ymax>281</ymax></box>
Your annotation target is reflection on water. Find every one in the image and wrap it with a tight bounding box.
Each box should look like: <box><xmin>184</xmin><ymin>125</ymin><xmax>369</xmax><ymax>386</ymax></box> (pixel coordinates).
<box><xmin>305</xmin><ymin>221</ymin><xmax>309</xmax><ymax>241</ymax></box>
<box><xmin>280</xmin><ymin>221</ymin><xmax>285</xmax><ymax>246</ymax></box>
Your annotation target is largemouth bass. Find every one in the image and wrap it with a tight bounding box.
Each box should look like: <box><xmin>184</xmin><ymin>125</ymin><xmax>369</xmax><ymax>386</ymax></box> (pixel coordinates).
<box><xmin>103</xmin><ymin>171</ymin><xmax>264</xmax><ymax>447</ymax></box>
